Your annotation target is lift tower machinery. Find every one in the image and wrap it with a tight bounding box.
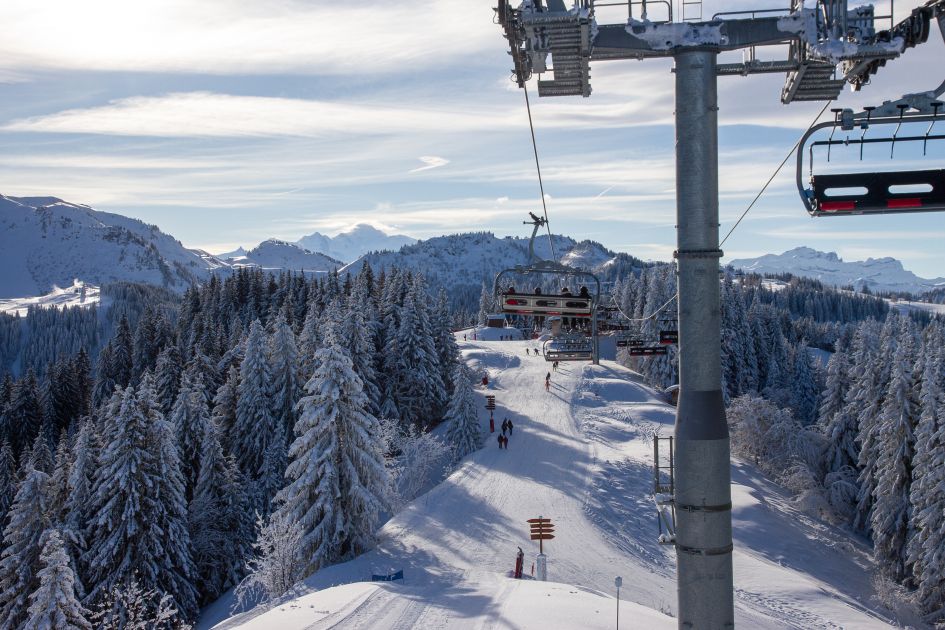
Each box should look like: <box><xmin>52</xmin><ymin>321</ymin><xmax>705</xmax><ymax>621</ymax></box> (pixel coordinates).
<box><xmin>497</xmin><ymin>0</ymin><xmax>945</xmax><ymax>627</ymax></box>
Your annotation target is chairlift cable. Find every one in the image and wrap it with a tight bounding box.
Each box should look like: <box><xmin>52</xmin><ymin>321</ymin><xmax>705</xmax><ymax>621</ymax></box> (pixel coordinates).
<box><xmin>523</xmin><ymin>83</ymin><xmax>558</xmax><ymax>261</ymax></box>
<box><xmin>611</xmin><ymin>291</ymin><xmax>678</xmax><ymax>323</ymax></box>
<box><xmin>719</xmin><ymin>101</ymin><xmax>833</xmax><ymax>247</ymax></box>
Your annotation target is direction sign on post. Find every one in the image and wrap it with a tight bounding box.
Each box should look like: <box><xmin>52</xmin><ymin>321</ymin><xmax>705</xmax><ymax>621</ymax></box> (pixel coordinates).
<box><xmin>527</xmin><ymin>516</ymin><xmax>554</xmax><ymax>555</ymax></box>
<box><xmin>485</xmin><ymin>395</ymin><xmax>496</xmax><ymax>410</ymax></box>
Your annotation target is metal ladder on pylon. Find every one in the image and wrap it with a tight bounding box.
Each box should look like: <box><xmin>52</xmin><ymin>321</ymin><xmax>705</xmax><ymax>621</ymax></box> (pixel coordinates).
<box><xmin>653</xmin><ymin>435</ymin><xmax>676</xmax><ymax>544</ymax></box>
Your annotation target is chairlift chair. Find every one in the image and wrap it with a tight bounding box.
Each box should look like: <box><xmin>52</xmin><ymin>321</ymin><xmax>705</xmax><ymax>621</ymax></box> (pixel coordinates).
<box><xmin>798</xmin><ymin>94</ymin><xmax>945</xmax><ymax>216</ymax></box>
<box><xmin>543</xmin><ymin>333</ymin><xmax>594</xmax><ymax>361</ymax></box>
<box><xmin>494</xmin><ymin>213</ymin><xmax>602</xmax><ymax>363</ymax></box>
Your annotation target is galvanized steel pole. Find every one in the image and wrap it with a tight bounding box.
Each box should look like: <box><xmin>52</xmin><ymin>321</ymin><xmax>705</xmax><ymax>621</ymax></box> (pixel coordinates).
<box><xmin>672</xmin><ymin>48</ymin><xmax>735</xmax><ymax>629</ymax></box>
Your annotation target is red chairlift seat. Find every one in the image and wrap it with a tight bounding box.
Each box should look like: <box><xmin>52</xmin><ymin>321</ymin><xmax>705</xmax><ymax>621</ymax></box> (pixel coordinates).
<box><xmin>500</xmin><ymin>293</ymin><xmax>593</xmax><ymax>317</ymax></box>
<box><xmin>810</xmin><ymin>168</ymin><xmax>945</xmax><ymax>216</ymax></box>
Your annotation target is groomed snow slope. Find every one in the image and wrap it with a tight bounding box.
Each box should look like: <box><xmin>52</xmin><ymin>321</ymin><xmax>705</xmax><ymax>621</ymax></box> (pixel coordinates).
<box><xmin>206</xmin><ymin>338</ymin><xmax>901</xmax><ymax>630</ymax></box>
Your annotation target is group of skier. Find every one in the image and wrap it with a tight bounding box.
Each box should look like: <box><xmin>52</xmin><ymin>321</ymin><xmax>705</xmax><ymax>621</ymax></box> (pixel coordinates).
<box><xmin>497</xmin><ymin>417</ymin><xmax>514</xmax><ymax>449</ymax></box>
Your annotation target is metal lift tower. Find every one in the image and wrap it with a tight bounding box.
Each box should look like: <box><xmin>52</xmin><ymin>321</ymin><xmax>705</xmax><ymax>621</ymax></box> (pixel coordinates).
<box><xmin>496</xmin><ymin>0</ymin><xmax>945</xmax><ymax>627</ymax></box>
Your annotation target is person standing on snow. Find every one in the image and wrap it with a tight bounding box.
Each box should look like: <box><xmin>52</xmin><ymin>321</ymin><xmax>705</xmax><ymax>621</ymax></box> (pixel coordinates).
<box><xmin>501</xmin><ymin>419</ymin><xmax>509</xmax><ymax>435</ymax></box>
<box><xmin>498</xmin><ymin>433</ymin><xmax>505</xmax><ymax>449</ymax></box>
<box><xmin>507</xmin><ymin>419</ymin><xmax>514</xmax><ymax>435</ymax></box>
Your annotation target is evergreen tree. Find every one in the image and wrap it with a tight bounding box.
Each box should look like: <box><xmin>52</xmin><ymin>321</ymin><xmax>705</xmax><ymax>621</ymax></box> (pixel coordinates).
<box><xmin>0</xmin><ymin>439</ymin><xmax>16</xmax><ymax>524</ymax></box>
<box><xmin>444</xmin><ymin>363</ymin><xmax>482</xmax><ymax>461</ymax></box>
<box><xmin>477</xmin><ymin>283</ymin><xmax>492</xmax><ymax>327</ymax></box>
<box><xmin>275</xmin><ymin>335</ymin><xmax>390</xmax><ymax>572</ymax></box>
<box><xmin>790</xmin><ymin>343</ymin><xmax>819</xmax><ymax>425</ymax></box>
<box><xmin>391</xmin><ymin>277</ymin><xmax>446</xmax><ymax>427</ymax></box>
<box><xmin>188</xmin><ymin>421</ymin><xmax>250</xmax><ymax>603</ymax></box>
<box><xmin>234</xmin><ymin>320</ymin><xmax>280</xmax><ymax>514</ymax></box>
<box><xmin>0</xmin><ymin>464</ymin><xmax>51</xmax><ymax>628</ymax></box>
<box><xmin>84</xmin><ymin>381</ymin><xmax>197</xmax><ymax>619</ymax></box>
<box><xmin>25</xmin><ymin>529</ymin><xmax>93</xmax><ymax>630</ymax></box>
<box><xmin>5</xmin><ymin>370</ymin><xmax>44</xmax><ymax>456</ymax></box>
<box><xmin>818</xmin><ymin>350</ymin><xmax>850</xmax><ymax>429</ymax></box>
<box><xmin>906</xmin><ymin>349</ymin><xmax>945</xmax><ymax>611</ymax></box>
<box><xmin>432</xmin><ymin>288</ymin><xmax>459</xmax><ymax>394</ymax></box>
<box><xmin>268</xmin><ymin>310</ymin><xmax>301</xmax><ymax>450</ymax></box>
<box><xmin>337</xmin><ymin>297</ymin><xmax>381</xmax><ymax>416</ymax></box>
<box><xmin>853</xmin><ymin>318</ymin><xmax>893</xmax><ymax>532</ymax></box>
<box><xmin>110</xmin><ymin>315</ymin><xmax>134</xmax><ymax>390</ymax></box>
<box><xmin>153</xmin><ymin>345</ymin><xmax>183</xmax><ymax>417</ymax></box>
<box><xmin>297</xmin><ymin>304</ymin><xmax>322</xmax><ymax>382</ymax></box>
<box><xmin>211</xmin><ymin>366</ymin><xmax>239</xmax><ymax>455</ymax></box>
<box><xmin>170</xmin><ymin>366</ymin><xmax>211</xmax><ymax>503</ymax></box>
<box><xmin>870</xmin><ymin>325</ymin><xmax>917</xmax><ymax>581</ymax></box>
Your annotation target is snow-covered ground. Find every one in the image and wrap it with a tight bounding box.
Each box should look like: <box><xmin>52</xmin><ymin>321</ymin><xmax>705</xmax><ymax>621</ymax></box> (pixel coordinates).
<box><xmin>889</xmin><ymin>299</ymin><xmax>945</xmax><ymax>317</ymax></box>
<box><xmin>0</xmin><ymin>279</ymin><xmax>102</xmax><ymax>317</ymax></box>
<box><xmin>204</xmin><ymin>338</ymin><xmax>905</xmax><ymax>629</ymax></box>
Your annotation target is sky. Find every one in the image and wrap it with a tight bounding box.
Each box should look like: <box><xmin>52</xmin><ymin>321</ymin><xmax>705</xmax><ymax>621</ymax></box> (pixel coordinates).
<box><xmin>0</xmin><ymin>0</ymin><xmax>943</xmax><ymax>277</ymax></box>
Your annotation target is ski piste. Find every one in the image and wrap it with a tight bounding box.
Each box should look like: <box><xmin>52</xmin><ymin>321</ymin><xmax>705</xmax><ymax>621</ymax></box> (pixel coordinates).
<box><xmin>206</xmin><ymin>333</ymin><xmax>898</xmax><ymax>629</ymax></box>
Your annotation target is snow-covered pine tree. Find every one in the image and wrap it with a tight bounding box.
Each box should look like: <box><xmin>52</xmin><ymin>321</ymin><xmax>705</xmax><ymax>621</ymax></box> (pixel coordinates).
<box><xmin>64</xmin><ymin>418</ymin><xmax>97</xmax><ymax>591</ymax></box>
<box><xmin>275</xmin><ymin>332</ymin><xmax>390</xmax><ymax>572</ymax></box>
<box><xmin>153</xmin><ymin>345</ymin><xmax>183</xmax><ymax>417</ymax></box>
<box><xmin>110</xmin><ymin>315</ymin><xmax>134</xmax><ymax>391</ymax></box>
<box><xmin>0</xmin><ymin>439</ymin><xmax>16</xmax><ymax>524</ymax></box>
<box><xmin>92</xmin><ymin>343</ymin><xmax>116</xmax><ymax>409</ymax></box>
<box><xmin>234</xmin><ymin>319</ymin><xmax>280</xmax><ymax>514</ymax></box>
<box><xmin>337</xmin><ymin>295</ymin><xmax>381</xmax><ymax>416</ymax></box>
<box><xmin>5</xmin><ymin>369</ymin><xmax>44</xmax><ymax>456</ymax></box>
<box><xmin>211</xmin><ymin>366</ymin><xmax>239</xmax><ymax>455</ymax></box>
<box><xmin>268</xmin><ymin>310</ymin><xmax>301</xmax><ymax>450</ymax></box>
<box><xmin>854</xmin><ymin>315</ymin><xmax>897</xmax><ymax>533</ymax></box>
<box><xmin>170</xmin><ymin>366</ymin><xmax>211</xmax><ymax>502</ymax></box>
<box><xmin>189</xmin><ymin>421</ymin><xmax>250</xmax><ymax>603</ymax></box>
<box><xmin>432</xmin><ymin>288</ymin><xmax>459</xmax><ymax>394</ymax></box>
<box><xmin>84</xmin><ymin>381</ymin><xmax>197</xmax><ymax>620</ymax></box>
<box><xmin>477</xmin><ymin>283</ymin><xmax>492</xmax><ymax>327</ymax></box>
<box><xmin>790</xmin><ymin>343</ymin><xmax>819</xmax><ymax>425</ymax></box>
<box><xmin>819</xmin><ymin>350</ymin><xmax>850</xmax><ymax>431</ymax></box>
<box><xmin>0</xmin><ymin>462</ymin><xmax>51</xmax><ymax>628</ymax></box>
<box><xmin>297</xmin><ymin>303</ymin><xmax>322</xmax><ymax>382</ymax></box>
<box><xmin>28</xmin><ymin>431</ymin><xmax>55</xmax><ymax>475</ymax></box>
<box><xmin>870</xmin><ymin>321</ymin><xmax>918</xmax><ymax>581</ymax></box>
<box><xmin>391</xmin><ymin>277</ymin><xmax>446</xmax><ymax>428</ymax></box>
<box><xmin>25</xmin><ymin>528</ymin><xmax>92</xmax><ymax>630</ymax></box>
<box><xmin>444</xmin><ymin>363</ymin><xmax>482</xmax><ymax>462</ymax></box>
<box><xmin>906</xmin><ymin>346</ymin><xmax>945</xmax><ymax>612</ymax></box>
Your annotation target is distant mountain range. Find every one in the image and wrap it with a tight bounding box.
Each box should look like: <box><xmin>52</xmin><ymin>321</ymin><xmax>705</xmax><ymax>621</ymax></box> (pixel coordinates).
<box><xmin>4</xmin><ymin>195</ymin><xmax>941</xmax><ymax>302</ymax></box>
<box><xmin>729</xmin><ymin>247</ymin><xmax>945</xmax><ymax>296</ymax></box>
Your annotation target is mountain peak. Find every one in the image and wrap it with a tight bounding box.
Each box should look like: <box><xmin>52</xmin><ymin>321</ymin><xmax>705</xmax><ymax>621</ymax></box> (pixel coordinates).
<box><xmin>729</xmin><ymin>247</ymin><xmax>945</xmax><ymax>295</ymax></box>
<box><xmin>295</xmin><ymin>224</ymin><xmax>417</xmax><ymax>263</ymax></box>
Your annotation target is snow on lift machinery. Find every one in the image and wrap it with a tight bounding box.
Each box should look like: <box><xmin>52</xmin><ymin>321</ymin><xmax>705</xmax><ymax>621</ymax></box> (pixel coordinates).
<box><xmin>797</xmin><ymin>9</ymin><xmax>945</xmax><ymax>217</ymax></box>
<box><xmin>493</xmin><ymin>212</ymin><xmax>601</xmax><ymax>364</ymax></box>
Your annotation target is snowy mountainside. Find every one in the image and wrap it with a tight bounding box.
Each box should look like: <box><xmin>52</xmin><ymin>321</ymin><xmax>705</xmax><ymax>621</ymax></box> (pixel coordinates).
<box><xmin>220</xmin><ymin>239</ymin><xmax>342</xmax><ymax>273</ymax></box>
<box><xmin>0</xmin><ymin>195</ymin><xmax>226</xmax><ymax>299</ymax></box>
<box><xmin>729</xmin><ymin>246</ymin><xmax>945</xmax><ymax>295</ymax></box>
<box><xmin>205</xmin><ymin>339</ymin><xmax>902</xmax><ymax>630</ymax></box>
<box><xmin>340</xmin><ymin>232</ymin><xmax>627</xmax><ymax>289</ymax></box>
<box><xmin>295</xmin><ymin>223</ymin><xmax>417</xmax><ymax>263</ymax></box>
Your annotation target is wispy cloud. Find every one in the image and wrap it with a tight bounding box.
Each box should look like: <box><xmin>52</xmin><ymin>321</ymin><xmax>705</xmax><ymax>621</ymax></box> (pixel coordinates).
<box><xmin>409</xmin><ymin>156</ymin><xmax>449</xmax><ymax>173</ymax></box>
<box><xmin>0</xmin><ymin>0</ymin><xmax>497</xmax><ymax>77</ymax></box>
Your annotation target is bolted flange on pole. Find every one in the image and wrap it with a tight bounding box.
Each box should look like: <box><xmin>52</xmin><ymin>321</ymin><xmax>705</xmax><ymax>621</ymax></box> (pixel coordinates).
<box><xmin>672</xmin><ymin>48</ymin><xmax>735</xmax><ymax>629</ymax></box>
